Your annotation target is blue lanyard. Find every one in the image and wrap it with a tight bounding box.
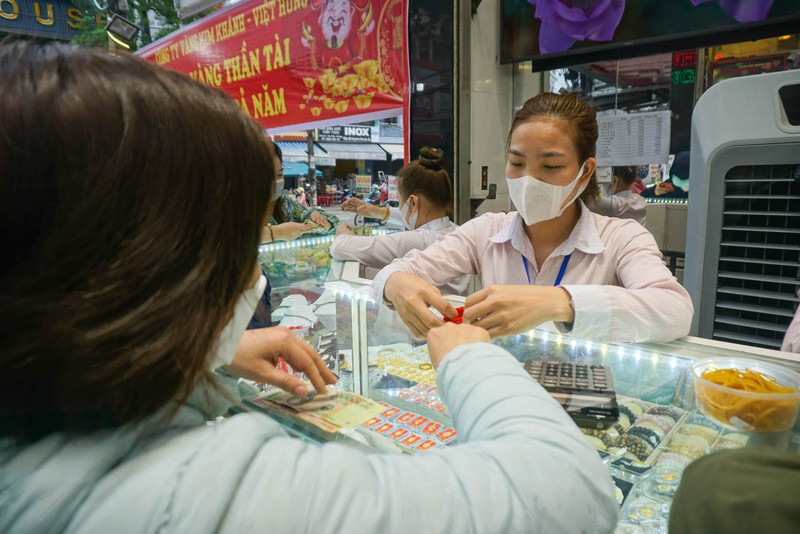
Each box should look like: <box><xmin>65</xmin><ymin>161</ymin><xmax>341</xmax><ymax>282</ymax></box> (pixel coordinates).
<box><xmin>523</xmin><ymin>253</ymin><xmax>571</xmax><ymax>286</ymax></box>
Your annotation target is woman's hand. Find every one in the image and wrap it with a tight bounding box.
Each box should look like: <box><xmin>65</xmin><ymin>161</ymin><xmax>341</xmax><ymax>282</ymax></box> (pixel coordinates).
<box><xmin>463</xmin><ymin>285</ymin><xmax>574</xmax><ymax>339</ymax></box>
<box><xmin>336</xmin><ymin>224</ymin><xmax>354</xmax><ymax>236</ymax></box>
<box><xmin>272</xmin><ymin>221</ymin><xmax>315</xmax><ymax>241</ymax></box>
<box><xmin>341</xmin><ymin>197</ymin><xmax>387</xmax><ymax>219</ymax></box>
<box><xmin>309</xmin><ymin>211</ymin><xmax>332</xmax><ymax>230</ymax></box>
<box><xmin>225</xmin><ymin>327</ymin><xmax>337</xmax><ymax>396</ymax></box>
<box><xmin>341</xmin><ymin>196</ymin><xmax>367</xmax><ymax>213</ymax></box>
<box><xmin>384</xmin><ymin>272</ymin><xmax>457</xmax><ymax>338</ymax></box>
<box><xmin>427</xmin><ymin>323</ymin><xmax>490</xmax><ymax>369</ymax></box>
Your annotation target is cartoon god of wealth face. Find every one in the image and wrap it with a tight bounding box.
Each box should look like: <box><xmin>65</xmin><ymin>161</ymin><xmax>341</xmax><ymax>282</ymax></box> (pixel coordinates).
<box><xmin>319</xmin><ymin>0</ymin><xmax>354</xmax><ymax>48</ymax></box>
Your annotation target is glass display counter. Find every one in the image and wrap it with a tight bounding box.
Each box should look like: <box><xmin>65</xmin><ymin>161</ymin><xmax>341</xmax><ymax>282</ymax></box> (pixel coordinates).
<box><xmin>238</xmin><ymin>277</ymin><xmax>800</xmax><ymax>532</ymax></box>
<box><xmin>257</xmin><ymin>229</ymin><xmax>398</xmax><ymax>310</ymax></box>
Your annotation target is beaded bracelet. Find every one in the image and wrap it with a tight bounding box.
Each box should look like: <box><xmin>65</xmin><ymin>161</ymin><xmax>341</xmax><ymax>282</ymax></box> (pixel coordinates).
<box><xmin>646</xmin><ymin>406</ymin><xmax>681</xmax><ymax>422</ymax></box>
<box><xmin>618</xmin><ymin>404</ymin><xmax>637</xmax><ymax>424</ymax></box>
<box><xmin>636</xmin><ymin>420</ymin><xmax>667</xmax><ymax>441</ymax></box>
<box><xmin>622</xmin><ymin>434</ymin><xmax>654</xmax><ymax>461</ymax></box>
<box><xmin>628</xmin><ymin>425</ymin><xmax>662</xmax><ymax>448</ymax></box>
<box><xmin>636</xmin><ymin>414</ymin><xmax>674</xmax><ymax>436</ymax></box>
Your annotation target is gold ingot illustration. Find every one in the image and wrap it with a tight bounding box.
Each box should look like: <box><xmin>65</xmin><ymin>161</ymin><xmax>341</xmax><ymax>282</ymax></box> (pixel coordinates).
<box><xmin>353</xmin><ymin>60</ymin><xmax>379</xmax><ymax>79</ymax></box>
<box><xmin>310</xmin><ymin>107</ymin><xmax>322</xmax><ymax>116</ymax></box>
<box><xmin>299</xmin><ymin>103</ymin><xmax>306</xmax><ymax>109</ymax></box>
<box><xmin>323</xmin><ymin>98</ymin><xmax>335</xmax><ymax>110</ymax></box>
<box><xmin>340</xmin><ymin>74</ymin><xmax>359</xmax><ymax>92</ymax></box>
<box><xmin>334</xmin><ymin>100</ymin><xmax>349</xmax><ymax>113</ymax></box>
<box><xmin>303</xmin><ymin>77</ymin><xmax>316</xmax><ymax>89</ymax></box>
<box><xmin>353</xmin><ymin>92</ymin><xmax>375</xmax><ymax>109</ymax></box>
<box><xmin>319</xmin><ymin>71</ymin><xmax>337</xmax><ymax>92</ymax></box>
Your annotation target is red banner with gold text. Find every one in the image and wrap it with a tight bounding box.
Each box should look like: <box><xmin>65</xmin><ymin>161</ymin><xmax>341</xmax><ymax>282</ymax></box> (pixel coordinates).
<box><xmin>137</xmin><ymin>0</ymin><xmax>408</xmax><ymax>135</ymax></box>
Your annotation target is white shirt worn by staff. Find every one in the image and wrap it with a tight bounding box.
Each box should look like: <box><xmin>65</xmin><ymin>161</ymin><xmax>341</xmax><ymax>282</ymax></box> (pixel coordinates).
<box><xmin>372</xmin><ymin>201</ymin><xmax>693</xmax><ymax>343</ymax></box>
<box><xmin>331</xmin><ymin>210</ymin><xmax>470</xmax><ymax>296</ymax></box>
<box><xmin>588</xmin><ymin>189</ymin><xmax>647</xmax><ymax>226</ymax></box>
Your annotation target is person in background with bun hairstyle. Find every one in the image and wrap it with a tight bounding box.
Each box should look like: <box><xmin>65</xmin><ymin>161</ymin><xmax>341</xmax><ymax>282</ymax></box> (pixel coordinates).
<box><xmin>331</xmin><ymin>147</ymin><xmax>470</xmax><ymax>295</ymax></box>
<box><xmin>0</xmin><ymin>40</ymin><xmax>618</xmax><ymax>533</ymax></box>
<box><xmin>372</xmin><ymin>92</ymin><xmax>693</xmax><ymax>342</ymax></box>
<box><xmin>587</xmin><ymin>165</ymin><xmax>647</xmax><ymax>225</ymax></box>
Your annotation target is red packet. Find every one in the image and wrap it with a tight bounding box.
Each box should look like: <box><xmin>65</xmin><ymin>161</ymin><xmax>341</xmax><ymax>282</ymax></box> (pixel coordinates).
<box><xmin>410</xmin><ymin>394</ymin><xmax>428</xmax><ymax>404</ymax></box>
<box><xmin>374</xmin><ymin>423</ymin><xmax>394</xmax><ymax>434</ymax></box>
<box><xmin>413</xmin><ymin>383</ymin><xmax>432</xmax><ymax>392</ymax></box>
<box><xmin>423</xmin><ymin>398</ymin><xmax>442</xmax><ymax>409</ymax></box>
<box><xmin>408</xmin><ymin>416</ymin><xmax>429</xmax><ymax>429</ymax></box>
<box><xmin>402</xmin><ymin>434</ymin><xmax>423</xmax><ymax>447</ymax></box>
<box><xmin>380</xmin><ymin>407</ymin><xmax>401</xmax><ymax>419</ymax></box>
<box><xmin>396</xmin><ymin>412</ymin><xmax>416</xmax><ymax>424</ymax></box>
<box><xmin>422</xmin><ymin>422</ymin><xmax>442</xmax><ymax>435</ymax></box>
<box><xmin>436</xmin><ymin>428</ymin><xmax>457</xmax><ymax>442</ymax></box>
<box><xmin>362</xmin><ymin>417</ymin><xmax>381</xmax><ymax>428</ymax></box>
<box><xmin>443</xmin><ymin>306</ymin><xmax>465</xmax><ymax>324</ymax></box>
<box><xmin>397</xmin><ymin>389</ymin><xmax>415</xmax><ymax>399</ymax></box>
<box><xmin>417</xmin><ymin>440</ymin><xmax>438</xmax><ymax>451</ymax></box>
<box><xmin>433</xmin><ymin>403</ymin><xmax>448</xmax><ymax>414</ymax></box>
<box><xmin>389</xmin><ymin>428</ymin><xmax>409</xmax><ymax>440</ymax></box>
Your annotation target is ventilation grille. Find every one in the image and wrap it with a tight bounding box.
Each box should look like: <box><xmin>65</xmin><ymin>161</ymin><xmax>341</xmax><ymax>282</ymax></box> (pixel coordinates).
<box><xmin>713</xmin><ymin>164</ymin><xmax>800</xmax><ymax>349</ymax></box>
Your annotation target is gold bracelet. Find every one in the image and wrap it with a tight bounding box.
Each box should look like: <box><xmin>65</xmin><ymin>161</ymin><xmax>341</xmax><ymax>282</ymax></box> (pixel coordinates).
<box><xmin>267</xmin><ymin>224</ymin><xmax>275</xmax><ymax>242</ymax></box>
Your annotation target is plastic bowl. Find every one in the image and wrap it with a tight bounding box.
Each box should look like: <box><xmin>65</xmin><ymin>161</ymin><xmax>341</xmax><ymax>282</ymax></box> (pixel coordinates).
<box><xmin>691</xmin><ymin>357</ymin><xmax>800</xmax><ymax>433</ymax></box>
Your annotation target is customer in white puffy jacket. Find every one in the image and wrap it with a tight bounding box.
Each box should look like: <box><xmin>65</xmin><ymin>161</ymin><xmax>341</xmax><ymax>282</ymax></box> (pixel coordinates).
<box><xmin>0</xmin><ymin>41</ymin><xmax>618</xmax><ymax>533</ymax></box>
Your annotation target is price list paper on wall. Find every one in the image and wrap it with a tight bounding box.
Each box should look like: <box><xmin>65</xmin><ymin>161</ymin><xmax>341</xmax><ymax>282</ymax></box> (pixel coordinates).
<box><xmin>596</xmin><ymin>111</ymin><xmax>671</xmax><ymax>167</ymax></box>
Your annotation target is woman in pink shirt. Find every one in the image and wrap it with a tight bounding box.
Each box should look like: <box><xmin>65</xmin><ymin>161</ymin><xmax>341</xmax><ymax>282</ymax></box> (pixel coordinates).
<box><xmin>372</xmin><ymin>92</ymin><xmax>693</xmax><ymax>343</ymax></box>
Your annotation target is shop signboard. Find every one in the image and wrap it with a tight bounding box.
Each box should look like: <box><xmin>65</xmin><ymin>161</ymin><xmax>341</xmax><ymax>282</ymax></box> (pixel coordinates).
<box><xmin>387</xmin><ymin>174</ymin><xmax>397</xmax><ymax>201</ymax></box>
<box><xmin>137</xmin><ymin>0</ymin><xmax>409</xmax><ymax>135</ymax></box>
<box><xmin>0</xmin><ymin>0</ymin><xmax>83</xmax><ymax>40</ymax></box>
<box><xmin>318</xmin><ymin>124</ymin><xmax>372</xmax><ymax>143</ymax></box>
<box><xmin>355</xmin><ymin>174</ymin><xmax>372</xmax><ymax>195</ymax></box>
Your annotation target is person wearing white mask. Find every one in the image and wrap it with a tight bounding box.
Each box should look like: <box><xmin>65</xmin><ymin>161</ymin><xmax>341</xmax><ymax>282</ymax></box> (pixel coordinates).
<box><xmin>260</xmin><ymin>144</ymin><xmax>338</xmax><ymax>245</ymax></box>
<box><xmin>331</xmin><ymin>147</ymin><xmax>469</xmax><ymax>295</ymax></box>
<box><xmin>0</xmin><ymin>43</ymin><xmax>619</xmax><ymax>533</ymax></box>
<box><xmin>372</xmin><ymin>92</ymin><xmax>693</xmax><ymax>342</ymax></box>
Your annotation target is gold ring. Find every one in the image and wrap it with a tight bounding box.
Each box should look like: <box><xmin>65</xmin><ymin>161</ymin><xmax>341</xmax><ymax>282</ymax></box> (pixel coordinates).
<box><xmin>419</xmin><ymin>363</ymin><xmax>432</xmax><ymax>370</ymax></box>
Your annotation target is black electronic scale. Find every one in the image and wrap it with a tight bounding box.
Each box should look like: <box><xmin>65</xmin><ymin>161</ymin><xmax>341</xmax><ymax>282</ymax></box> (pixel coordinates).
<box><xmin>524</xmin><ymin>360</ymin><xmax>619</xmax><ymax>430</ymax></box>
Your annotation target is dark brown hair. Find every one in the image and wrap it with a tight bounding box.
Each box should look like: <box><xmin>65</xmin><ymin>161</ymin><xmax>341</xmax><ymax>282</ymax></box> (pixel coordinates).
<box><xmin>397</xmin><ymin>146</ymin><xmax>453</xmax><ymax>217</ymax></box>
<box><xmin>270</xmin><ymin>142</ymin><xmax>286</xmax><ymax>224</ymax></box>
<box><xmin>509</xmin><ymin>92</ymin><xmax>600</xmax><ymax>202</ymax></box>
<box><xmin>613</xmin><ymin>166</ymin><xmax>637</xmax><ymax>186</ymax></box>
<box><xmin>0</xmin><ymin>40</ymin><xmax>273</xmax><ymax>442</ymax></box>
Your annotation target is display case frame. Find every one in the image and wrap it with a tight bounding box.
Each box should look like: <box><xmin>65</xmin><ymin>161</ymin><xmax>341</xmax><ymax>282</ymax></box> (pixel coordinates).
<box><xmin>239</xmin><ymin>261</ymin><xmax>800</xmax><ymax>531</ymax></box>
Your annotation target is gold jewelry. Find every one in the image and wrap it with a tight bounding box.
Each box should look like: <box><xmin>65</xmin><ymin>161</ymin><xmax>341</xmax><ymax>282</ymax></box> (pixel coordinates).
<box><xmin>267</xmin><ymin>223</ymin><xmax>275</xmax><ymax>242</ymax></box>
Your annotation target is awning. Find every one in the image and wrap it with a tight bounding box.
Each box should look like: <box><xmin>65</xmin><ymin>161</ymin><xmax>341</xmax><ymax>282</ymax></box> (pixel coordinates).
<box><xmin>274</xmin><ymin>141</ymin><xmax>335</xmax><ymax>166</ymax></box>
<box><xmin>379</xmin><ymin>144</ymin><xmax>405</xmax><ymax>162</ymax></box>
<box><xmin>282</xmin><ymin>161</ymin><xmax>322</xmax><ymax>177</ymax></box>
<box><xmin>316</xmin><ymin>142</ymin><xmax>388</xmax><ymax>161</ymax></box>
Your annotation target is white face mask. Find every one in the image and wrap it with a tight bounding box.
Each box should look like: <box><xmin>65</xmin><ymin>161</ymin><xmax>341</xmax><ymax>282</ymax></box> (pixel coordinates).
<box><xmin>208</xmin><ymin>274</ymin><xmax>267</xmax><ymax>370</ymax></box>
<box><xmin>506</xmin><ymin>163</ymin><xmax>587</xmax><ymax>225</ymax></box>
<box><xmin>399</xmin><ymin>197</ymin><xmax>418</xmax><ymax>230</ymax></box>
<box><xmin>272</xmin><ymin>179</ymin><xmax>284</xmax><ymax>201</ymax></box>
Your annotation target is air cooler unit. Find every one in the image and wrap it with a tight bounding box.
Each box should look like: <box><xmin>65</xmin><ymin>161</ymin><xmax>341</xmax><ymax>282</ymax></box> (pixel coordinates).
<box><xmin>685</xmin><ymin>69</ymin><xmax>800</xmax><ymax>350</ymax></box>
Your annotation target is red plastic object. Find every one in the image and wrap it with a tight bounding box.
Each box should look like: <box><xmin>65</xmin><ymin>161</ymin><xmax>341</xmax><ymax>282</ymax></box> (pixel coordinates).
<box><xmin>443</xmin><ymin>306</ymin><xmax>465</xmax><ymax>324</ymax></box>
